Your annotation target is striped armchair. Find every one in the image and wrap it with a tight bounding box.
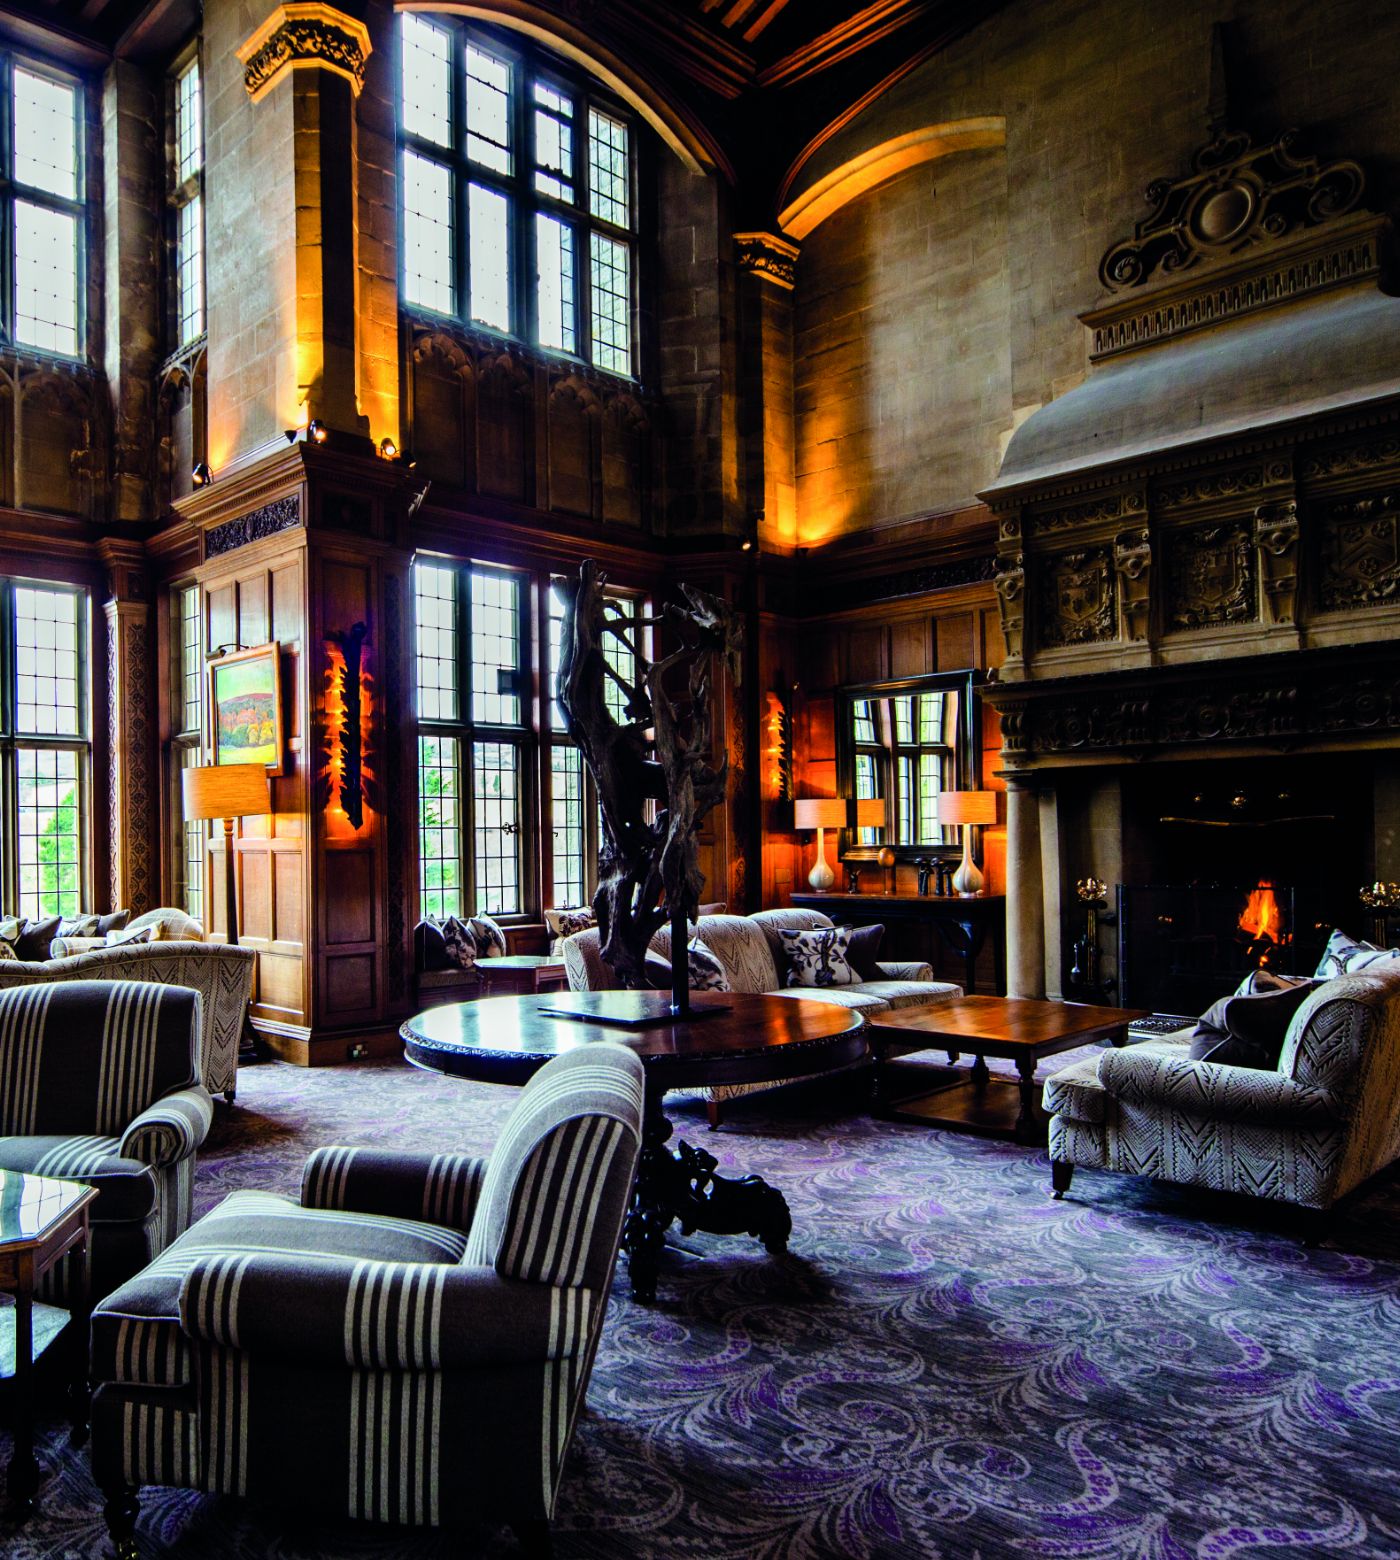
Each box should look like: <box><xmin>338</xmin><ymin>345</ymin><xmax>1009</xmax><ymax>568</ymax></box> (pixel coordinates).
<box><xmin>90</xmin><ymin>1042</ymin><xmax>645</xmax><ymax>1559</ymax></box>
<box><xmin>0</xmin><ymin>980</ymin><xmax>211</xmax><ymax>1304</ymax></box>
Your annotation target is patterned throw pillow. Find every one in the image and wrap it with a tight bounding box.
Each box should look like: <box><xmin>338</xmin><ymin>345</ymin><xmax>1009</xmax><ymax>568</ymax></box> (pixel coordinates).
<box><xmin>105</xmin><ymin>924</ymin><xmax>155</xmax><ymax>947</ymax></box>
<box><xmin>687</xmin><ymin>938</ymin><xmax>730</xmax><ymax>992</ymax></box>
<box><xmin>0</xmin><ymin>915</ymin><xmax>23</xmax><ymax>953</ymax></box>
<box><xmin>0</xmin><ymin>936</ymin><xmax>17</xmax><ymax>962</ymax></box>
<box><xmin>545</xmin><ymin>905</ymin><xmax>597</xmax><ymax>955</ymax></box>
<box><xmin>1314</xmin><ymin>929</ymin><xmax>1400</xmax><ymax>978</ymax></box>
<box><xmin>58</xmin><ymin>915</ymin><xmax>102</xmax><ymax>939</ymax></box>
<box><xmin>469</xmin><ymin>912</ymin><xmax>508</xmax><ymax>959</ymax></box>
<box><xmin>780</xmin><ymin>926</ymin><xmax>861</xmax><ymax>988</ymax></box>
<box><xmin>441</xmin><ymin>916</ymin><xmax>479</xmax><ymax>972</ymax></box>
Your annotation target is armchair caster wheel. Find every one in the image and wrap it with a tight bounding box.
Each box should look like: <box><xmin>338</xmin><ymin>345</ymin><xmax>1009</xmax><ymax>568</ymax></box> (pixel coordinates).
<box><xmin>512</xmin><ymin>1518</ymin><xmax>553</xmax><ymax>1558</ymax></box>
<box><xmin>1051</xmin><ymin>1161</ymin><xmax>1074</xmax><ymax>1199</ymax></box>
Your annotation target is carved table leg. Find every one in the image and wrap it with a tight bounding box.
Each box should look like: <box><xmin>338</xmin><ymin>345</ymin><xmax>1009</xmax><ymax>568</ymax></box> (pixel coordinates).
<box><xmin>622</xmin><ymin>1086</ymin><xmax>793</xmax><ymax>1303</ymax></box>
<box><xmin>970</xmin><ymin>1053</ymin><xmax>991</xmax><ymax>1095</ymax></box>
<box><xmin>8</xmin><ymin>1259</ymin><xmax>37</xmax><ymax>1517</ymax></box>
<box><xmin>1014</xmin><ymin>1056</ymin><xmax>1042</xmax><ymax>1146</ymax></box>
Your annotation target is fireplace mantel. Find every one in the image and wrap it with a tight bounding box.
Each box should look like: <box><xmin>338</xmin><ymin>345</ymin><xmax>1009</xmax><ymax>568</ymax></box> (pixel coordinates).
<box><xmin>984</xmin><ymin>640</ymin><xmax>1400</xmax><ymax>771</ymax></box>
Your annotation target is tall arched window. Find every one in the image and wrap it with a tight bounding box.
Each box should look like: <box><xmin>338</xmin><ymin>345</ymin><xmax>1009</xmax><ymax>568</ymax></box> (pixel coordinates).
<box><xmin>398</xmin><ymin>14</ymin><xmax>638</xmax><ymax>377</ymax></box>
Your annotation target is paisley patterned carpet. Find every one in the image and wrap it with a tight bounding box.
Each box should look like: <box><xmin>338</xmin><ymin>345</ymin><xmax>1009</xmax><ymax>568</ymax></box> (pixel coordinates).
<box><xmin>6</xmin><ymin>1052</ymin><xmax>1400</xmax><ymax>1559</ymax></box>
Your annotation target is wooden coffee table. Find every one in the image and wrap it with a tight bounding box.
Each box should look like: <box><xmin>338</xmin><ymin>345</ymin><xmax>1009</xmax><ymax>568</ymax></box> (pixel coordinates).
<box><xmin>867</xmin><ymin>995</ymin><xmax>1150</xmax><ymax>1146</ymax></box>
<box><xmin>402</xmin><ymin>991</ymin><xmax>868</xmax><ymax>1301</ymax></box>
<box><xmin>0</xmin><ymin>1170</ymin><xmax>98</xmax><ymax>1517</ymax></box>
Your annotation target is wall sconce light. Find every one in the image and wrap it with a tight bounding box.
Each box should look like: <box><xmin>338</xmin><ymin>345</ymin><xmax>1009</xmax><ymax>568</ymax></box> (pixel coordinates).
<box><xmin>378</xmin><ymin>437</ymin><xmax>399</xmax><ymax>460</ymax></box>
<box><xmin>283</xmin><ymin>428</ymin><xmax>299</xmax><ymax>444</ymax></box>
<box><xmin>326</xmin><ymin>623</ymin><xmax>369</xmax><ymax>828</ymax></box>
<box><xmin>191</xmin><ymin>461</ymin><xmax>212</xmax><ymax>487</ymax></box>
<box><xmin>763</xmin><ymin>690</ymin><xmax>792</xmax><ymax>800</ymax></box>
<box><xmin>307</xmin><ymin>419</ymin><xmax>329</xmax><ymax>444</ymax></box>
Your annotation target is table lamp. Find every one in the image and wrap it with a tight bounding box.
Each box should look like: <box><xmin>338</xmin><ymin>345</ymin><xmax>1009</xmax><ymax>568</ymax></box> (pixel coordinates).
<box><xmin>937</xmin><ymin>790</ymin><xmax>997</xmax><ymax>897</ymax></box>
<box><xmin>793</xmin><ymin>797</ymin><xmax>846</xmax><ymax>890</ymax></box>
<box><xmin>181</xmin><ymin>763</ymin><xmax>271</xmax><ymax>946</ymax></box>
<box><xmin>849</xmin><ymin>798</ymin><xmax>885</xmax><ymax>834</ymax></box>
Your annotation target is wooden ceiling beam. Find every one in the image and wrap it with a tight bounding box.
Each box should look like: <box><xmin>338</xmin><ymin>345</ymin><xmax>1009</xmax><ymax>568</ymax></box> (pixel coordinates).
<box><xmin>758</xmin><ymin>0</ymin><xmax>929</xmax><ymax>88</ymax></box>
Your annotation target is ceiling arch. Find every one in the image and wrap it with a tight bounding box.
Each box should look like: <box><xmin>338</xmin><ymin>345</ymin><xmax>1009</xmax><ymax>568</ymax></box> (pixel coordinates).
<box><xmin>778</xmin><ymin>117</ymin><xmax>1005</xmax><ymax>240</ymax></box>
<box><xmin>396</xmin><ymin>1</ymin><xmax>728</xmax><ymax>178</ymax></box>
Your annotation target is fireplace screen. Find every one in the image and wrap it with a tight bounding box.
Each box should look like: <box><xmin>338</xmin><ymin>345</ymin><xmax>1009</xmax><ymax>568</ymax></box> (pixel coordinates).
<box><xmin>1117</xmin><ymin>883</ymin><xmax>1298</xmax><ymax>1016</ymax></box>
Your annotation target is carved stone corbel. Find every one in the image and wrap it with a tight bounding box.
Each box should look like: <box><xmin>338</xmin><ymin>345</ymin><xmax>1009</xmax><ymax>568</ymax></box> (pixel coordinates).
<box><xmin>1113</xmin><ymin>526</ymin><xmax>1152</xmax><ymax>641</ymax></box>
<box><xmin>1255</xmin><ymin>499</ymin><xmax>1300</xmax><ymax>625</ymax></box>
<box><xmin>994</xmin><ymin>550</ymin><xmax>1026</xmax><ymax>661</ymax></box>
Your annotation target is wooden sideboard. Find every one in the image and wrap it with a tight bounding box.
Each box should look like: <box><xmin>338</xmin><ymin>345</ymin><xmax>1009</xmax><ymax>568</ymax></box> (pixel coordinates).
<box><xmin>789</xmin><ymin>893</ymin><xmax>1007</xmax><ymax>995</ymax></box>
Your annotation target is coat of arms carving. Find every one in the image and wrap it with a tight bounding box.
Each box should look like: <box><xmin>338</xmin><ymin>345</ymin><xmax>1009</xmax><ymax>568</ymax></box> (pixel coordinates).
<box><xmin>1167</xmin><ymin>524</ymin><xmax>1254</xmax><ymax>630</ymax></box>
<box><xmin>1320</xmin><ymin>494</ymin><xmax>1400</xmax><ymax>610</ymax></box>
<box><xmin>1037</xmin><ymin>549</ymin><xmax>1115</xmax><ymax>648</ymax></box>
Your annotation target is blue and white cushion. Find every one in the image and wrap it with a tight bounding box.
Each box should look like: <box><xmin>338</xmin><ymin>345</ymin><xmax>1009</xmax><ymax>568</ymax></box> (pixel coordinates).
<box><xmin>1314</xmin><ymin>929</ymin><xmax>1400</xmax><ymax>978</ymax></box>
<box><xmin>468</xmin><ymin>912</ymin><xmax>508</xmax><ymax>959</ymax></box>
<box><xmin>780</xmin><ymin>926</ymin><xmax>861</xmax><ymax>987</ymax></box>
<box><xmin>687</xmin><ymin>938</ymin><xmax>730</xmax><ymax>991</ymax></box>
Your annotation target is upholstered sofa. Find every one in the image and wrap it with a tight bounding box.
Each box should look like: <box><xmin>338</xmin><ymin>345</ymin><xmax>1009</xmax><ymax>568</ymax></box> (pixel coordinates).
<box><xmin>563</xmin><ymin>908</ymin><xmax>961</xmax><ymax>1119</ymax></box>
<box><xmin>1044</xmin><ymin>963</ymin><xmax>1400</xmax><ymax>1219</ymax></box>
<box><xmin>90</xmin><ymin>1043</ymin><xmax>644</xmax><ymax>1560</ymax></box>
<box><xmin>0</xmin><ymin>940</ymin><xmax>255</xmax><ymax>1101</ymax></box>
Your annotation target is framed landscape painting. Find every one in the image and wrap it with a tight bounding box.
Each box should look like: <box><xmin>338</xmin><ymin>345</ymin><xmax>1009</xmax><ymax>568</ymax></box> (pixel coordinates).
<box><xmin>210</xmin><ymin>642</ymin><xmax>284</xmax><ymax>774</ymax></box>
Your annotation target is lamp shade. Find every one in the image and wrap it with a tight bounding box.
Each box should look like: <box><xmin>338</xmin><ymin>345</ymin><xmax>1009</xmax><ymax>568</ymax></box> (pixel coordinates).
<box><xmin>793</xmin><ymin>797</ymin><xmax>847</xmax><ymax>831</ymax></box>
<box><xmin>182</xmin><ymin>762</ymin><xmax>271</xmax><ymax>822</ymax></box>
<box><xmin>937</xmin><ymin>789</ymin><xmax>997</xmax><ymax>826</ymax></box>
<box><xmin>849</xmin><ymin>798</ymin><xmax>885</xmax><ymax>829</ymax></box>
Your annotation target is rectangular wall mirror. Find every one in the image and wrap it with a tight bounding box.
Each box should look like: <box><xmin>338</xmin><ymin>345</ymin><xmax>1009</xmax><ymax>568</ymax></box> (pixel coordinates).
<box><xmin>835</xmin><ymin>670</ymin><xmax>982</xmax><ymax>859</ymax></box>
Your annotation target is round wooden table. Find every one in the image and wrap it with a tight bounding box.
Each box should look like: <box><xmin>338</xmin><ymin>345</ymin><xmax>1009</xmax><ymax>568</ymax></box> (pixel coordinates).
<box><xmin>402</xmin><ymin>991</ymin><xmax>868</xmax><ymax>1301</ymax></box>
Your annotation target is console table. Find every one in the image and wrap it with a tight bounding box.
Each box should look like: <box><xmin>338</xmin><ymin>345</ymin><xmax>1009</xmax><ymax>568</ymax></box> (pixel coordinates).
<box><xmin>790</xmin><ymin>892</ymin><xmax>1006</xmax><ymax>995</ymax></box>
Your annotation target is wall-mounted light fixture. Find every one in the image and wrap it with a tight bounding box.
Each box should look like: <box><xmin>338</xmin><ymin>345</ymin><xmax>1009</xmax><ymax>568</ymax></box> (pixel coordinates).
<box><xmin>325</xmin><ymin>622</ymin><xmax>370</xmax><ymax>828</ymax></box>
<box><xmin>763</xmin><ymin>690</ymin><xmax>792</xmax><ymax>800</ymax></box>
<box><xmin>191</xmin><ymin>461</ymin><xmax>212</xmax><ymax>487</ymax></box>
<box><xmin>378</xmin><ymin>437</ymin><xmax>399</xmax><ymax>460</ymax></box>
<box><xmin>307</xmin><ymin>419</ymin><xmax>329</xmax><ymax>444</ymax></box>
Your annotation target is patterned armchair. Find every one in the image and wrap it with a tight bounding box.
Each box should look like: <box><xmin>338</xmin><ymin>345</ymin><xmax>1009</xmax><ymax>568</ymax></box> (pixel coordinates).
<box><xmin>0</xmin><ymin>980</ymin><xmax>211</xmax><ymax>1303</ymax></box>
<box><xmin>90</xmin><ymin>1043</ymin><xmax>645</xmax><ymax>1560</ymax></box>
<box><xmin>1044</xmin><ymin>966</ymin><xmax>1400</xmax><ymax>1218</ymax></box>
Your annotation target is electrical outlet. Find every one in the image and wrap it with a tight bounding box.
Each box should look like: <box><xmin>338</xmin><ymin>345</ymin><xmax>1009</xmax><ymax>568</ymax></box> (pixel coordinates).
<box><xmin>348</xmin><ymin>1043</ymin><xmax>367</xmax><ymax>1060</ymax></box>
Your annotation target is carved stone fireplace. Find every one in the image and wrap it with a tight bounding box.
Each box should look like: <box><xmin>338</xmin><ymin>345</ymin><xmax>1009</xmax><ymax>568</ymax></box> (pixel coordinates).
<box><xmin>979</xmin><ymin>93</ymin><xmax>1400</xmax><ymax>1008</ymax></box>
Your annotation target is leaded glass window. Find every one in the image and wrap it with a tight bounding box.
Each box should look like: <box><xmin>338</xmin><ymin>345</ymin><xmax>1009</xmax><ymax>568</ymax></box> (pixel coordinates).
<box><xmin>397</xmin><ymin>16</ymin><xmax>639</xmax><ymax>375</ymax></box>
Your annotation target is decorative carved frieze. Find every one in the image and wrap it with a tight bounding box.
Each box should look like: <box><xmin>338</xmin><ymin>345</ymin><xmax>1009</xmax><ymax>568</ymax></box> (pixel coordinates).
<box><xmin>1113</xmin><ymin>528</ymin><xmax>1152</xmax><ymax>641</ymax></box>
<box><xmin>1300</xmin><ymin>434</ymin><xmax>1400</xmax><ymax>480</ymax></box>
<box><xmin>1156</xmin><ymin>461</ymin><xmax>1289</xmax><ymax>510</ymax></box>
<box><xmin>733</xmin><ymin>231</ymin><xmax>800</xmax><ymax>291</ymax></box>
<box><xmin>1084</xmin><ymin>215</ymin><xmax>1386</xmax><ymax>360</ymax></box>
<box><xmin>1254</xmin><ymin>500</ymin><xmax>1300</xmax><ymax>625</ymax></box>
<box><xmin>207</xmin><ymin>496</ymin><xmax>302</xmax><ymax>559</ymax></box>
<box><xmin>1037</xmin><ymin>549</ymin><xmax>1116</xmax><ymax>648</ymax></box>
<box><xmin>1318</xmin><ymin>491</ymin><xmax>1400</xmax><ymax>611</ymax></box>
<box><xmin>1164</xmin><ymin>522</ymin><xmax>1255</xmax><ymax>630</ymax></box>
<box><xmin>239</xmin><ymin>3</ymin><xmax>373</xmax><ymax>102</ymax></box>
<box><xmin>994</xmin><ymin>552</ymin><xmax>1025</xmax><ymax>660</ymax></box>
<box><xmin>1029</xmin><ymin>491</ymin><xmax>1144</xmax><ymax>536</ymax></box>
<box><xmin>1097</xmin><ymin>127</ymin><xmax>1365</xmax><ymax>293</ymax></box>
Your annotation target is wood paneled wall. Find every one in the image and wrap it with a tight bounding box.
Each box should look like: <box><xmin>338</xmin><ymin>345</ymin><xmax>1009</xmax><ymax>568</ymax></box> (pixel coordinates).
<box><xmin>200</xmin><ymin>531</ymin><xmax>309</xmax><ymax>1037</ymax></box>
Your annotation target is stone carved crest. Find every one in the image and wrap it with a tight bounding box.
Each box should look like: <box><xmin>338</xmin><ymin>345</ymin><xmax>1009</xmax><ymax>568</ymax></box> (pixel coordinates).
<box><xmin>1113</xmin><ymin>527</ymin><xmax>1152</xmax><ymax>641</ymax></box>
<box><xmin>994</xmin><ymin>552</ymin><xmax>1025</xmax><ymax>660</ymax></box>
<box><xmin>1320</xmin><ymin>492</ymin><xmax>1400</xmax><ymax>611</ymax></box>
<box><xmin>1098</xmin><ymin>126</ymin><xmax>1364</xmax><ymax>292</ymax></box>
<box><xmin>1166</xmin><ymin>523</ymin><xmax>1254</xmax><ymax>630</ymax></box>
<box><xmin>1038</xmin><ymin>550</ymin><xmax>1115</xmax><ymax>648</ymax></box>
<box><xmin>1254</xmin><ymin>500</ymin><xmax>1300</xmax><ymax>625</ymax></box>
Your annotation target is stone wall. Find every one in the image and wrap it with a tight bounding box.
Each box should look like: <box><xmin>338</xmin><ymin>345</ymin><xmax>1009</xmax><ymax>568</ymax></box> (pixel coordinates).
<box><xmin>793</xmin><ymin>148</ymin><xmax>1010</xmax><ymax>540</ymax></box>
<box><xmin>785</xmin><ymin>0</ymin><xmax>1400</xmax><ymax>542</ymax></box>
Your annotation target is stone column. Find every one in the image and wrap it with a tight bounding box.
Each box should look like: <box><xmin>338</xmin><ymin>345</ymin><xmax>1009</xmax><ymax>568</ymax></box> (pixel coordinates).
<box><xmin>99</xmin><ymin>540</ymin><xmax>157</xmax><ymax>915</ymax></box>
<box><xmin>734</xmin><ymin>231</ymin><xmax>799</xmax><ymax>548</ymax></box>
<box><xmin>1004</xmin><ymin>769</ymin><xmax>1045</xmax><ymax>998</ymax></box>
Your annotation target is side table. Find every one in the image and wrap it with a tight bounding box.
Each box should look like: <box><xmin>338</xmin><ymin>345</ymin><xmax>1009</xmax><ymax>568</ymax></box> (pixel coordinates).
<box><xmin>0</xmin><ymin>1170</ymin><xmax>97</xmax><ymax>1517</ymax></box>
<box><xmin>476</xmin><ymin>954</ymin><xmax>569</xmax><ymax>997</ymax></box>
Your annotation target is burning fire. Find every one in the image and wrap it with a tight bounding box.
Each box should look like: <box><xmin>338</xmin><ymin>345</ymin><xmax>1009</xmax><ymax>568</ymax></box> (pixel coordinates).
<box><xmin>1238</xmin><ymin>881</ymin><xmax>1290</xmax><ymax>963</ymax></box>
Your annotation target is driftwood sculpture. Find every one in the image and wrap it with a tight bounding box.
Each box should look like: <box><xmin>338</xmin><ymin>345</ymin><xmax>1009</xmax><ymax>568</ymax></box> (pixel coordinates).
<box><xmin>557</xmin><ymin>560</ymin><xmax>741</xmax><ymax>1007</ymax></box>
